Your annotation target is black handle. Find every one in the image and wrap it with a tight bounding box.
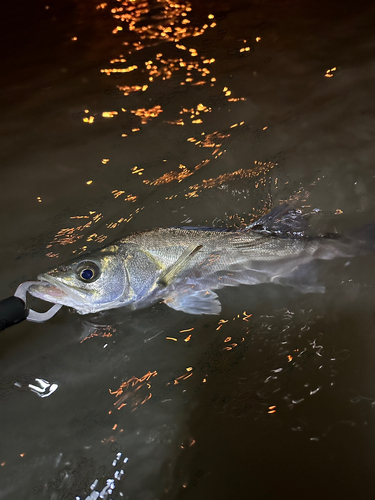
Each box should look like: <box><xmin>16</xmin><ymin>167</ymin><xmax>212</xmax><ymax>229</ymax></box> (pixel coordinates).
<box><xmin>0</xmin><ymin>296</ymin><xmax>28</xmax><ymax>331</ymax></box>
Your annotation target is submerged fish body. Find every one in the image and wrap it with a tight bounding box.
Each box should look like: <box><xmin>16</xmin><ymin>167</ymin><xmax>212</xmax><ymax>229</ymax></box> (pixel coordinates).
<box><xmin>29</xmin><ymin>206</ymin><xmax>374</xmax><ymax>315</ymax></box>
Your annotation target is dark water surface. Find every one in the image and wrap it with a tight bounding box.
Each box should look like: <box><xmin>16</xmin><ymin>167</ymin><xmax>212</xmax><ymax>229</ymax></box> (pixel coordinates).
<box><xmin>1</xmin><ymin>0</ymin><xmax>375</xmax><ymax>498</ymax></box>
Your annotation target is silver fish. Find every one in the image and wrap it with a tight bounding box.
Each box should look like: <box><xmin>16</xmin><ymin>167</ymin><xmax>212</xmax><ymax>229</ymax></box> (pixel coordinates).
<box><xmin>29</xmin><ymin>205</ymin><xmax>375</xmax><ymax>315</ymax></box>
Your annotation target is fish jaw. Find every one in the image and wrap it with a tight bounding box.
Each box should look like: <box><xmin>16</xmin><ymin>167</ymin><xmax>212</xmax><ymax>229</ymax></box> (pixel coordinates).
<box><xmin>29</xmin><ymin>277</ymin><xmax>78</xmax><ymax>305</ymax></box>
<box><xmin>28</xmin><ymin>275</ymin><xmax>128</xmax><ymax>315</ymax></box>
<box><xmin>28</xmin><ymin>277</ymin><xmax>92</xmax><ymax>314</ymax></box>
<box><xmin>28</xmin><ymin>281</ymin><xmax>70</xmax><ymax>303</ymax></box>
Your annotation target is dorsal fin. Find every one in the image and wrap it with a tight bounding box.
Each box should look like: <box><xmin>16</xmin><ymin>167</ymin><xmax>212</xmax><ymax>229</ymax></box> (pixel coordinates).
<box><xmin>248</xmin><ymin>204</ymin><xmax>308</xmax><ymax>237</ymax></box>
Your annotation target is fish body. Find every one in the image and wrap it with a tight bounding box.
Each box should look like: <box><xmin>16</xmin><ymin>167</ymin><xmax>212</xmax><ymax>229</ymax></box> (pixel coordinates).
<box><xmin>29</xmin><ymin>206</ymin><xmax>374</xmax><ymax>315</ymax></box>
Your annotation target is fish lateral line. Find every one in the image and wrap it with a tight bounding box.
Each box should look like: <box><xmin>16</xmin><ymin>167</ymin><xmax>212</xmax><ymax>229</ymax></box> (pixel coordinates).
<box><xmin>158</xmin><ymin>244</ymin><xmax>203</xmax><ymax>287</ymax></box>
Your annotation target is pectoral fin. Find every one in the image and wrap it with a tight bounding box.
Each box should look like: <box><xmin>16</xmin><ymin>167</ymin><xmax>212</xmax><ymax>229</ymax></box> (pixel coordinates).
<box><xmin>158</xmin><ymin>244</ymin><xmax>203</xmax><ymax>287</ymax></box>
<box><xmin>163</xmin><ymin>288</ymin><xmax>221</xmax><ymax>315</ymax></box>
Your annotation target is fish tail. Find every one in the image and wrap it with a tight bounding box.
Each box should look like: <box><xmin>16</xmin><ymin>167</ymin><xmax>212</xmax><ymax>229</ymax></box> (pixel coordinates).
<box><xmin>315</xmin><ymin>222</ymin><xmax>375</xmax><ymax>260</ymax></box>
<box><xmin>347</xmin><ymin>222</ymin><xmax>375</xmax><ymax>253</ymax></box>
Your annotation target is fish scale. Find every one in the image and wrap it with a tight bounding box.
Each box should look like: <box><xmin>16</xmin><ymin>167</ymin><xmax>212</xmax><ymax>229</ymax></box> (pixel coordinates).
<box><xmin>121</xmin><ymin>227</ymin><xmax>317</xmax><ymax>265</ymax></box>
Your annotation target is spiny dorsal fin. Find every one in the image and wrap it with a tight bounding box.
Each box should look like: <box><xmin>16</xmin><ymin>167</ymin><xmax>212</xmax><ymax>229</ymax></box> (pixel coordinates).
<box><xmin>248</xmin><ymin>204</ymin><xmax>308</xmax><ymax>237</ymax></box>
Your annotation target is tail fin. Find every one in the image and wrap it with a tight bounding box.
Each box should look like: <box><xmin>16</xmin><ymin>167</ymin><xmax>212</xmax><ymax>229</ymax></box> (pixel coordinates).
<box><xmin>347</xmin><ymin>223</ymin><xmax>375</xmax><ymax>253</ymax></box>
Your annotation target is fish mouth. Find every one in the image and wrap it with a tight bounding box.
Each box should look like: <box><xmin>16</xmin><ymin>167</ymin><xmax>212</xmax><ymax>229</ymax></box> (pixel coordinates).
<box><xmin>28</xmin><ymin>277</ymin><xmax>75</xmax><ymax>306</ymax></box>
<box><xmin>29</xmin><ymin>276</ymin><xmax>101</xmax><ymax>315</ymax></box>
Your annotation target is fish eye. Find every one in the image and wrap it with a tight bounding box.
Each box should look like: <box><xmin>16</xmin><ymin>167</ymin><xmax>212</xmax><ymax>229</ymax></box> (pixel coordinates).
<box><xmin>76</xmin><ymin>261</ymin><xmax>100</xmax><ymax>283</ymax></box>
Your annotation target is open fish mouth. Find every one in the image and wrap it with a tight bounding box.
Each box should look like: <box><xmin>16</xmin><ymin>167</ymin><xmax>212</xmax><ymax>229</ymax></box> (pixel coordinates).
<box><xmin>28</xmin><ymin>281</ymin><xmax>71</xmax><ymax>303</ymax></box>
<box><xmin>27</xmin><ymin>278</ymin><xmax>100</xmax><ymax>315</ymax></box>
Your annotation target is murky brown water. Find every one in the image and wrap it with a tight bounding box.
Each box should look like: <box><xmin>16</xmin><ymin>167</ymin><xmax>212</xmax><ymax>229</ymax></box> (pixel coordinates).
<box><xmin>1</xmin><ymin>0</ymin><xmax>375</xmax><ymax>498</ymax></box>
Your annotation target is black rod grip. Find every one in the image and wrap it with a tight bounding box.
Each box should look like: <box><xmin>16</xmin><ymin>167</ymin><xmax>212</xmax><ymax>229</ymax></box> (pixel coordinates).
<box><xmin>0</xmin><ymin>296</ymin><xmax>28</xmax><ymax>331</ymax></box>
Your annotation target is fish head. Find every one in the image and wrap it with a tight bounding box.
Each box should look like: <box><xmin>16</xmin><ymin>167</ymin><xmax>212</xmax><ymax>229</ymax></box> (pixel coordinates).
<box><xmin>29</xmin><ymin>246</ymin><xmax>129</xmax><ymax>314</ymax></box>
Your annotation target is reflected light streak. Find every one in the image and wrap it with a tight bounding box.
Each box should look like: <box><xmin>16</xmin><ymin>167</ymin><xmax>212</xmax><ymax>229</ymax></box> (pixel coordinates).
<box><xmin>117</xmin><ymin>84</ymin><xmax>148</xmax><ymax>96</ymax></box>
<box><xmin>186</xmin><ymin>161</ymin><xmax>277</xmax><ymax>196</ymax></box>
<box><xmin>110</xmin><ymin>370</ymin><xmax>157</xmax><ymax>410</ymax></box>
<box><xmin>130</xmin><ymin>104</ymin><xmax>163</xmax><ymax>123</ymax></box>
<box><xmin>102</xmin><ymin>111</ymin><xmax>119</xmax><ymax>118</ymax></box>
<box><xmin>169</xmin><ymin>370</ymin><xmax>193</xmax><ymax>385</ymax></box>
<box><xmin>112</xmin><ymin>190</ymin><xmax>125</xmax><ymax>198</ymax></box>
<box><xmin>188</xmin><ymin>131</ymin><xmax>229</xmax><ymax>155</ymax></box>
<box><xmin>143</xmin><ymin>159</ymin><xmax>210</xmax><ymax>186</ymax></box>
<box><xmin>101</xmin><ymin>65</ymin><xmax>138</xmax><ymax>74</ymax></box>
<box><xmin>325</xmin><ymin>67</ymin><xmax>337</xmax><ymax>78</ymax></box>
<box><xmin>80</xmin><ymin>326</ymin><xmax>116</xmax><ymax>343</ymax></box>
<box><xmin>46</xmin><ymin>212</ymin><xmax>107</xmax><ymax>250</ymax></box>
